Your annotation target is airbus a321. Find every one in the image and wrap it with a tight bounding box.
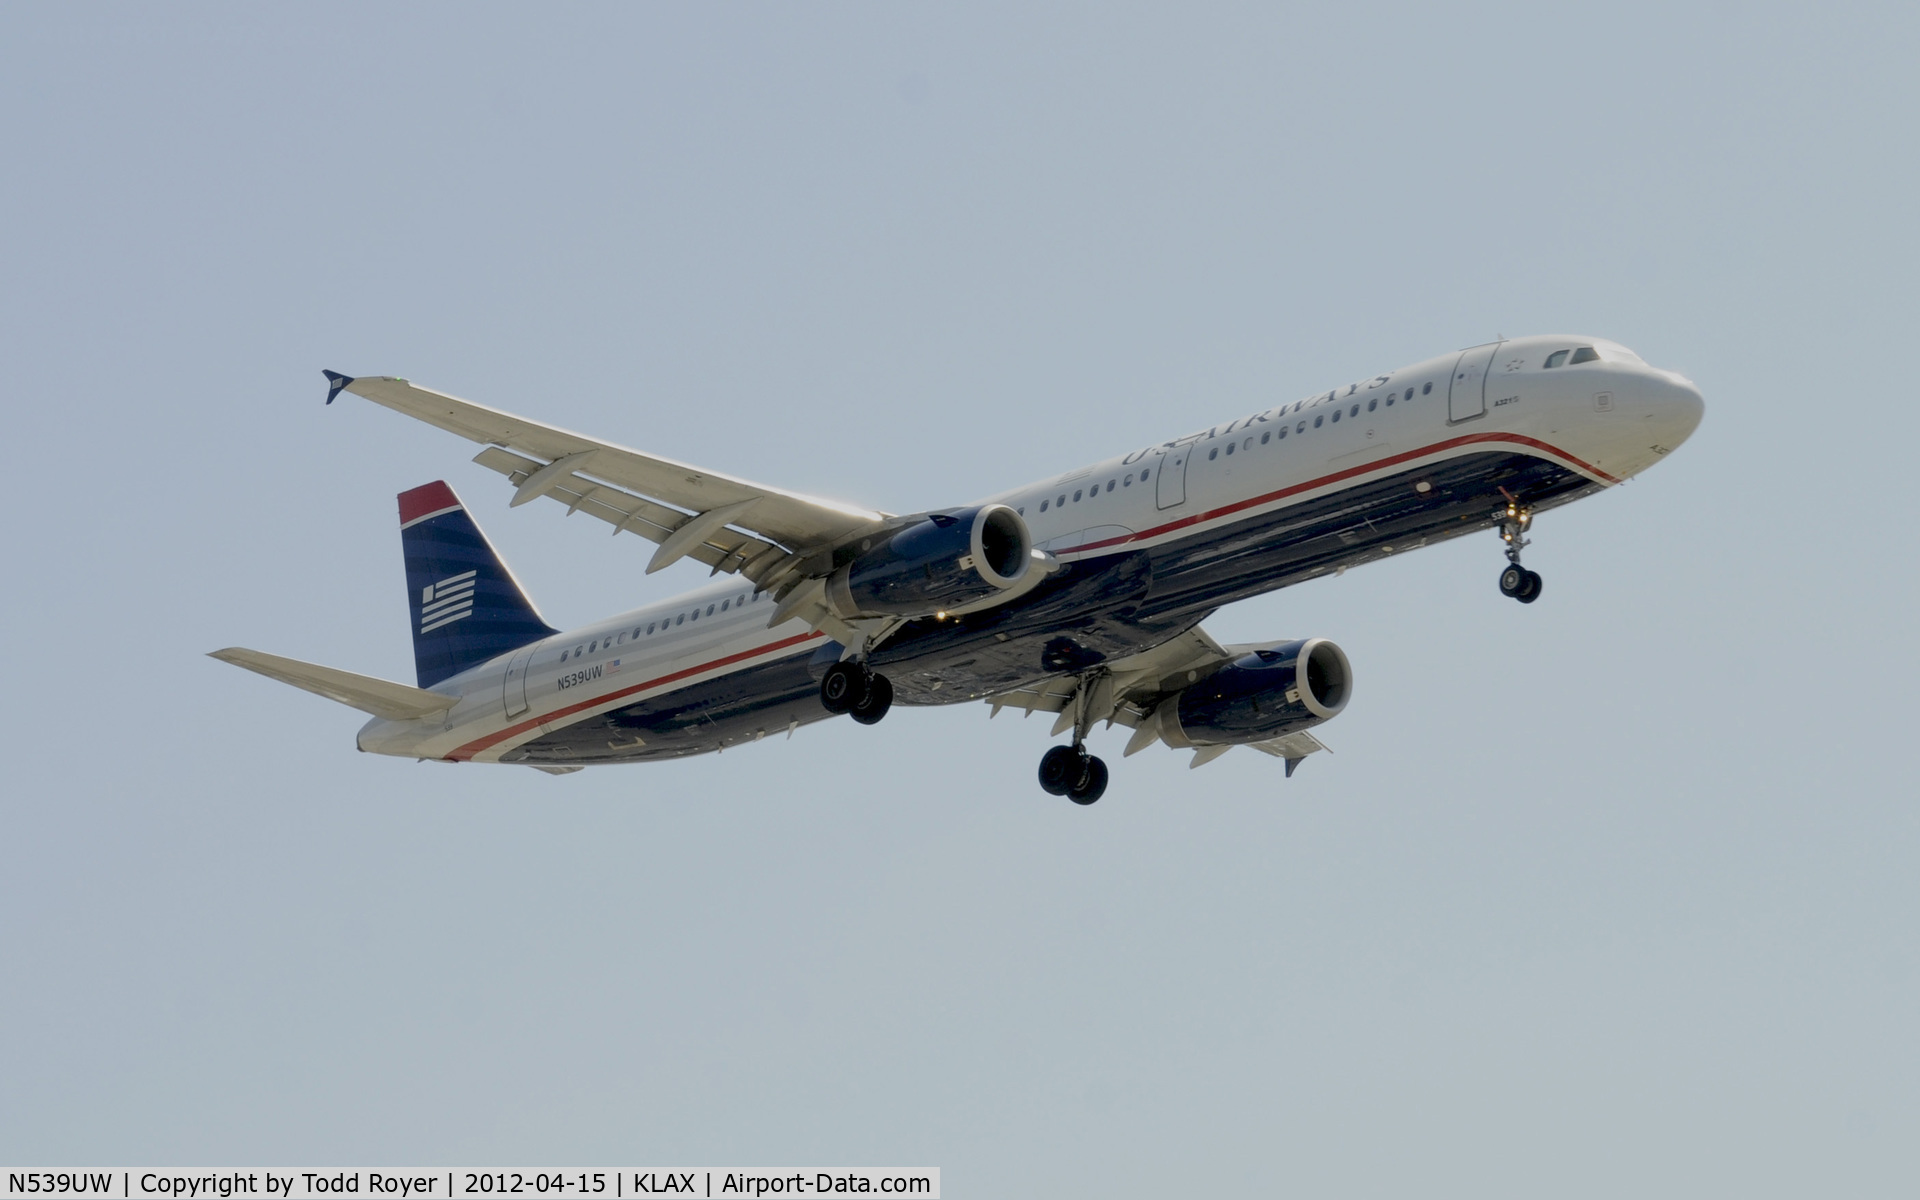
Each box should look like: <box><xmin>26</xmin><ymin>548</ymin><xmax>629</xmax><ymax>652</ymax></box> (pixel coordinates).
<box><xmin>212</xmin><ymin>336</ymin><xmax>1703</xmax><ymax>804</ymax></box>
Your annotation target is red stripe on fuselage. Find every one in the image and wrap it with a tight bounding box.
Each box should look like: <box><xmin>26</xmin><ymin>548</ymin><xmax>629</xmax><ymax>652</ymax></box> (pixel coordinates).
<box><xmin>1072</xmin><ymin>431</ymin><xmax>1616</xmax><ymax>554</ymax></box>
<box><xmin>444</xmin><ymin>630</ymin><xmax>828</xmax><ymax>762</ymax></box>
<box><xmin>444</xmin><ymin>432</ymin><xmax>1604</xmax><ymax>761</ymax></box>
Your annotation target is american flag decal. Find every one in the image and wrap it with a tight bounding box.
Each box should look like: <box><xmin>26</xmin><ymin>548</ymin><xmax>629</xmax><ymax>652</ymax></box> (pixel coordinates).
<box><xmin>419</xmin><ymin>569</ymin><xmax>477</xmax><ymax>634</ymax></box>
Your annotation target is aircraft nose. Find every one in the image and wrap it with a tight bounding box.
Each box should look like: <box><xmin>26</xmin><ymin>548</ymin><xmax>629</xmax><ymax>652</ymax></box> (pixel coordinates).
<box><xmin>1660</xmin><ymin>373</ymin><xmax>1705</xmax><ymax>446</ymax></box>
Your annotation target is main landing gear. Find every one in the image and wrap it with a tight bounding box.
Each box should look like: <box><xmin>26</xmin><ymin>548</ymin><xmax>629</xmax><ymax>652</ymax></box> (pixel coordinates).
<box><xmin>819</xmin><ymin>660</ymin><xmax>894</xmax><ymax>724</ymax></box>
<box><xmin>1038</xmin><ymin>744</ymin><xmax>1110</xmax><ymax>805</ymax></box>
<box><xmin>1495</xmin><ymin>494</ymin><xmax>1543</xmax><ymax>605</ymax></box>
<box><xmin>1036</xmin><ymin>667</ymin><xmax>1114</xmax><ymax>805</ymax></box>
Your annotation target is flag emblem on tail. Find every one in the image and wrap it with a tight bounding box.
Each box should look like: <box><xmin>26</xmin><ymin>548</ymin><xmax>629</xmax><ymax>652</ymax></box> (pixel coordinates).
<box><xmin>397</xmin><ymin>480</ymin><xmax>558</xmax><ymax>688</ymax></box>
<box><xmin>420</xmin><ymin>570</ymin><xmax>477</xmax><ymax>633</ymax></box>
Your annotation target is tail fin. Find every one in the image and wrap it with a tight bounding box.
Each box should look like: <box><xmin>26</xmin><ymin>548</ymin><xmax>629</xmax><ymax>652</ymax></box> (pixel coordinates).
<box><xmin>399</xmin><ymin>481</ymin><xmax>558</xmax><ymax>687</ymax></box>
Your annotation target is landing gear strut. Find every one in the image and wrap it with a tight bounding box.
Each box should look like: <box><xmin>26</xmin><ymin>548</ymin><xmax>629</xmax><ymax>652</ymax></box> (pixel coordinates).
<box><xmin>820</xmin><ymin>660</ymin><xmax>894</xmax><ymax>723</ymax></box>
<box><xmin>1494</xmin><ymin>494</ymin><xmax>1543</xmax><ymax>605</ymax></box>
<box><xmin>1038</xmin><ymin>667</ymin><xmax>1112</xmax><ymax>804</ymax></box>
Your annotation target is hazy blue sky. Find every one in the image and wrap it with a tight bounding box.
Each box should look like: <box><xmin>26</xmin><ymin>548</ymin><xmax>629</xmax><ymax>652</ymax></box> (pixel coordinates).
<box><xmin>4</xmin><ymin>4</ymin><xmax>1917</xmax><ymax>1196</ymax></box>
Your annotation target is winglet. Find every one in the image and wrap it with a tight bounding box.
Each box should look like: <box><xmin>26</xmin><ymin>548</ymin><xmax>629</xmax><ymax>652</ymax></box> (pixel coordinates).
<box><xmin>323</xmin><ymin>370</ymin><xmax>355</xmax><ymax>405</ymax></box>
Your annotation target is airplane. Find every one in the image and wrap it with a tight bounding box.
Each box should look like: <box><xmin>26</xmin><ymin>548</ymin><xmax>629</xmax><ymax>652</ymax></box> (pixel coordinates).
<box><xmin>211</xmin><ymin>335</ymin><xmax>1703</xmax><ymax>804</ymax></box>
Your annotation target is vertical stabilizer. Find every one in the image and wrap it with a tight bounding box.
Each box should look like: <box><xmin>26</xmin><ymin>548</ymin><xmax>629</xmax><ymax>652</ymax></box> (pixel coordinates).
<box><xmin>399</xmin><ymin>481</ymin><xmax>558</xmax><ymax>687</ymax></box>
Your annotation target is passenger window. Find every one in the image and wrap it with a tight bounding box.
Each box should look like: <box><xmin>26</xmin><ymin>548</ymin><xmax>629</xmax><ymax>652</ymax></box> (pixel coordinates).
<box><xmin>721</xmin><ymin>599</ymin><xmax>729</xmax><ymax>611</ymax></box>
<box><xmin>1107</xmin><ymin>480</ymin><xmax>1115</xmax><ymax>492</ymax></box>
<box><xmin>1072</xmin><ymin>489</ymin><xmax>1082</xmax><ymax>502</ymax></box>
<box><xmin>1243</xmin><ymin>437</ymin><xmax>1253</xmax><ymax>451</ymax></box>
<box><xmin>1570</xmin><ymin>346</ymin><xmax>1600</xmax><ymax>364</ymax></box>
<box><xmin>1140</xmin><ymin>468</ymin><xmax>1150</xmax><ymax>481</ymax></box>
<box><xmin>1331</xmin><ymin>410</ymin><xmax>1341</xmax><ymax>423</ymax></box>
<box><xmin>1017</xmin><ymin>507</ymin><xmax>1025</xmax><ymax>515</ymax></box>
<box><xmin>575</xmin><ymin>645</ymin><xmax>585</xmax><ymax>656</ymax></box>
<box><xmin>560</xmin><ymin>650</ymin><xmax>568</xmax><ymax>662</ymax></box>
<box><xmin>707</xmin><ymin>604</ymin><xmax>715</xmax><ymax>616</ymax></box>
<box><xmin>1123</xmin><ymin>473</ymin><xmax>1133</xmax><ymax>486</ymax></box>
<box><xmin>618</xmin><ymin>632</ymin><xmax>627</xmax><ymax>643</ymax></box>
<box><xmin>1057</xmin><ymin>494</ymin><xmax>1067</xmax><ymax>506</ymax></box>
<box><xmin>1367</xmin><ymin>399</ymin><xmax>1377</xmax><ymax>412</ymax></box>
<box><xmin>646</xmin><ymin>622</ymin><xmax>655</xmax><ymax>635</ymax></box>
<box><xmin>1314</xmin><ymin>415</ymin><xmax>1324</xmax><ymax>428</ymax></box>
<box><xmin>1297</xmin><ymin>421</ymin><xmax>1307</xmax><ymax>433</ymax></box>
<box><xmin>1260</xmin><ymin>431</ymin><xmax>1270</xmax><ymax>444</ymax></box>
<box><xmin>1209</xmin><ymin>448</ymin><xmax>1220</xmax><ymax>460</ymax></box>
<box><xmin>675</xmin><ymin>614</ymin><xmax>684</xmax><ymax>626</ymax></box>
<box><xmin>1278</xmin><ymin>426</ymin><xmax>1287</xmax><ymax>439</ymax></box>
<box><xmin>1386</xmin><ymin>394</ymin><xmax>1395</xmax><ymax>406</ymax></box>
<box><xmin>1544</xmin><ymin>349</ymin><xmax>1569</xmax><ymax>368</ymax></box>
<box><xmin>1040</xmin><ymin>500</ymin><xmax>1049</xmax><ymax>512</ymax></box>
<box><xmin>1350</xmin><ymin>404</ymin><xmax>1359</xmax><ymax>417</ymax></box>
<box><xmin>1423</xmin><ymin>382</ymin><xmax>1433</xmax><ymax>394</ymax></box>
<box><xmin>689</xmin><ymin>609</ymin><xmax>698</xmax><ymax>621</ymax></box>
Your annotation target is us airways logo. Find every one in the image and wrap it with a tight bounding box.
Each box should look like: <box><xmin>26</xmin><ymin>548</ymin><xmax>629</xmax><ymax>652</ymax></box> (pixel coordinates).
<box><xmin>419</xmin><ymin>570</ymin><xmax>477</xmax><ymax>634</ymax></box>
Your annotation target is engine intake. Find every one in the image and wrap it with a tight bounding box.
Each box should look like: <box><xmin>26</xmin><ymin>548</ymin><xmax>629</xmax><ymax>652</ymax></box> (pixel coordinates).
<box><xmin>1156</xmin><ymin>638</ymin><xmax>1352</xmax><ymax>747</ymax></box>
<box><xmin>826</xmin><ymin>504</ymin><xmax>1033</xmax><ymax>619</ymax></box>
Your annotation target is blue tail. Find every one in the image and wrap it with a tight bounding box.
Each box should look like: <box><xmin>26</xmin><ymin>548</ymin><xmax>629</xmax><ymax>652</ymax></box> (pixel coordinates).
<box><xmin>398</xmin><ymin>481</ymin><xmax>558</xmax><ymax>687</ymax></box>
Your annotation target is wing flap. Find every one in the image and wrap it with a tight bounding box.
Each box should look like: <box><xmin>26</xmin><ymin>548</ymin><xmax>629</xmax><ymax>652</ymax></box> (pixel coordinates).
<box><xmin>1246</xmin><ymin>731</ymin><xmax>1328</xmax><ymax>760</ymax></box>
<box><xmin>344</xmin><ymin>375</ymin><xmax>888</xmax><ymax>551</ymax></box>
<box><xmin>469</xmin><ymin>446</ymin><xmax>787</xmax><ymax>578</ymax></box>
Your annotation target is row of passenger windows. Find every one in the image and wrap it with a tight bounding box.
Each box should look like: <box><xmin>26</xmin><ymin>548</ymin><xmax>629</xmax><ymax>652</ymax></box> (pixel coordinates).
<box><xmin>1027</xmin><ymin>465</ymin><xmax>1153</xmax><ymax>513</ymax></box>
<box><xmin>1208</xmin><ymin>381</ymin><xmax>1431</xmax><ymax>457</ymax></box>
<box><xmin>559</xmin><ymin>591</ymin><xmax>765</xmax><ymax>661</ymax></box>
<box><xmin>1017</xmin><ymin>381</ymin><xmax>1436</xmax><ymax>513</ymax></box>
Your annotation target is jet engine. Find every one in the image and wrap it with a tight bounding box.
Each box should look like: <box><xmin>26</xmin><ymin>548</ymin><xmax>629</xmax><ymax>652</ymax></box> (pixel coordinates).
<box><xmin>825</xmin><ymin>504</ymin><xmax>1033</xmax><ymax>619</ymax></box>
<box><xmin>1154</xmin><ymin>638</ymin><xmax>1353</xmax><ymax>747</ymax></box>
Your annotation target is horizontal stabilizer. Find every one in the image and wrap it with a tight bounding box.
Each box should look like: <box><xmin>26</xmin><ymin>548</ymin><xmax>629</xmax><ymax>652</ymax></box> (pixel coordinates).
<box><xmin>208</xmin><ymin>647</ymin><xmax>458</xmax><ymax>722</ymax></box>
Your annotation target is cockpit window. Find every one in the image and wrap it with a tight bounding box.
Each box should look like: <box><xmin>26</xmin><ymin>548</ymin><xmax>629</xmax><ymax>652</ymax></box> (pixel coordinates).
<box><xmin>1570</xmin><ymin>346</ymin><xmax>1600</xmax><ymax>364</ymax></box>
<box><xmin>1544</xmin><ymin>349</ymin><xmax>1569</xmax><ymax>369</ymax></box>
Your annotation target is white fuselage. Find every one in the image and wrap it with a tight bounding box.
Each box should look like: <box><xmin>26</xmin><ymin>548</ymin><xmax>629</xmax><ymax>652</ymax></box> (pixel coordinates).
<box><xmin>358</xmin><ymin>335</ymin><xmax>1704</xmax><ymax>766</ymax></box>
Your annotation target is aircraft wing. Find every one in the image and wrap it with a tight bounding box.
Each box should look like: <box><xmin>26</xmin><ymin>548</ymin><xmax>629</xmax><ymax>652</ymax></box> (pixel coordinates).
<box><xmin>332</xmin><ymin>373</ymin><xmax>890</xmax><ymax>589</ymax></box>
<box><xmin>986</xmin><ymin>625</ymin><xmax>1330</xmax><ymax>772</ymax></box>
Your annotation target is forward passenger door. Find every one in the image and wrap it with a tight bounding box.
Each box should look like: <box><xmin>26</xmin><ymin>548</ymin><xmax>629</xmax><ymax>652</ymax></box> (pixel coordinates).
<box><xmin>1447</xmin><ymin>341</ymin><xmax>1504</xmax><ymax>423</ymax></box>
<box><xmin>1155</xmin><ymin>445</ymin><xmax>1191</xmax><ymax>510</ymax></box>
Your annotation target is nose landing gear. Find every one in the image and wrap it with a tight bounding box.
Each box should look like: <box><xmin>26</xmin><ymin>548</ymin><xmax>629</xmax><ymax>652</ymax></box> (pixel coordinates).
<box><xmin>1499</xmin><ymin>562</ymin><xmax>1543</xmax><ymax>603</ymax></box>
<box><xmin>1494</xmin><ymin>494</ymin><xmax>1543</xmax><ymax>604</ymax></box>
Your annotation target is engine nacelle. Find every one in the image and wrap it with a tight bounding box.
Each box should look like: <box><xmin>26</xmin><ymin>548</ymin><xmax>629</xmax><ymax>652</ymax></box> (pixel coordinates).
<box><xmin>825</xmin><ymin>504</ymin><xmax>1033</xmax><ymax>619</ymax></box>
<box><xmin>1155</xmin><ymin>638</ymin><xmax>1353</xmax><ymax>747</ymax></box>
